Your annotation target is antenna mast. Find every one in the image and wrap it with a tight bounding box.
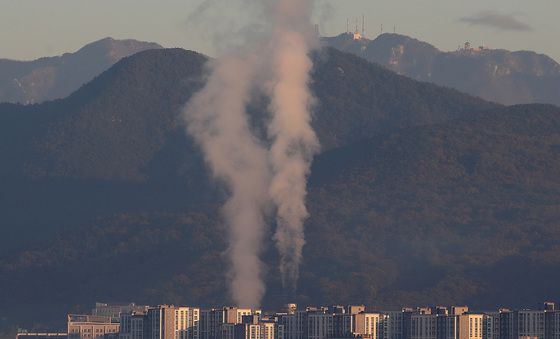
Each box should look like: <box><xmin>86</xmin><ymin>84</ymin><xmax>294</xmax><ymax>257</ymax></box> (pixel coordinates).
<box><xmin>362</xmin><ymin>15</ymin><xmax>365</xmax><ymax>37</ymax></box>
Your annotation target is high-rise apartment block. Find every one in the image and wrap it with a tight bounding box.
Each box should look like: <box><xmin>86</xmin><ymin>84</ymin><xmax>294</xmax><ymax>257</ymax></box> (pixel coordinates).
<box><xmin>307</xmin><ymin>313</ymin><xmax>333</xmax><ymax>339</ymax></box>
<box><xmin>458</xmin><ymin>314</ymin><xmax>483</xmax><ymax>339</ymax></box>
<box><xmin>409</xmin><ymin>313</ymin><xmax>437</xmax><ymax>339</ymax></box>
<box><xmin>145</xmin><ymin>306</ymin><xmax>176</xmax><ymax>339</ymax></box>
<box><xmin>385</xmin><ymin>311</ymin><xmax>404</xmax><ymax>339</ymax></box>
<box><xmin>353</xmin><ymin>313</ymin><xmax>386</xmax><ymax>339</ymax></box>
<box><xmin>175</xmin><ymin>307</ymin><xmax>200</xmax><ymax>339</ymax></box>
<box><xmin>120</xmin><ymin>313</ymin><xmax>145</xmax><ymax>339</ymax></box>
<box><xmin>436</xmin><ymin>314</ymin><xmax>457</xmax><ymax>339</ymax></box>
<box><xmin>482</xmin><ymin>313</ymin><xmax>500</xmax><ymax>339</ymax></box>
<box><xmin>545</xmin><ymin>310</ymin><xmax>560</xmax><ymax>339</ymax></box>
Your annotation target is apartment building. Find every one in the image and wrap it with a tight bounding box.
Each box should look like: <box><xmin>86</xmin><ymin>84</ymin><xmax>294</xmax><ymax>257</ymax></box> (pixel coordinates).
<box><xmin>120</xmin><ymin>313</ymin><xmax>145</xmax><ymax>339</ymax></box>
<box><xmin>482</xmin><ymin>313</ymin><xmax>499</xmax><ymax>339</ymax></box>
<box><xmin>409</xmin><ymin>314</ymin><xmax>437</xmax><ymax>339</ymax></box>
<box><xmin>145</xmin><ymin>306</ymin><xmax>176</xmax><ymax>339</ymax></box>
<box><xmin>436</xmin><ymin>315</ymin><xmax>457</xmax><ymax>339</ymax></box>
<box><xmin>175</xmin><ymin>307</ymin><xmax>200</xmax><ymax>339</ymax></box>
<box><xmin>385</xmin><ymin>311</ymin><xmax>404</xmax><ymax>339</ymax></box>
<box><xmin>458</xmin><ymin>314</ymin><xmax>483</xmax><ymax>339</ymax></box>
<box><xmin>307</xmin><ymin>314</ymin><xmax>333</xmax><ymax>339</ymax></box>
<box><xmin>353</xmin><ymin>313</ymin><xmax>386</xmax><ymax>339</ymax></box>
<box><xmin>545</xmin><ymin>311</ymin><xmax>560</xmax><ymax>339</ymax></box>
<box><xmin>280</xmin><ymin>311</ymin><xmax>308</xmax><ymax>339</ymax></box>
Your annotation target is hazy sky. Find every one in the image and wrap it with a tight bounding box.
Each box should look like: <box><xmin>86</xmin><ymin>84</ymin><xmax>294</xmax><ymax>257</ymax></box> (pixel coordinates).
<box><xmin>1</xmin><ymin>0</ymin><xmax>559</xmax><ymax>61</ymax></box>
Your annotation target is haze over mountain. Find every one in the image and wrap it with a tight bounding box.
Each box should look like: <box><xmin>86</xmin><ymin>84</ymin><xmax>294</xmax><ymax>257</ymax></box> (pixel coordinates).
<box><xmin>323</xmin><ymin>32</ymin><xmax>560</xmax><ymax>106</ymax></box>
<box><xmin>1</xmin><ymin>47</ymin><xmax>560</xmax><ymax>337</ymax></box>
<box><xmin>0</xmin><ymin>37</ymin><xmax>162</xmax><ymax>104</ymax></box>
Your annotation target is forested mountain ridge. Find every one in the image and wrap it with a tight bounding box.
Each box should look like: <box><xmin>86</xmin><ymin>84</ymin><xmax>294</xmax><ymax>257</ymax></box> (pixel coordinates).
<box><xmin>1</xmin><ymin>47</ymin><xmax>559</xmax><ymax>336</ymax></box>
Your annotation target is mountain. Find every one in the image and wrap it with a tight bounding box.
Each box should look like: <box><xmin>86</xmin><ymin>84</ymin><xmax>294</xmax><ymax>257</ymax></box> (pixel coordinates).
<box><xmin>306</xmin><ymin>104</ymin><xmax>560</xmax><ymax>308</ymax></box>
<box><xmin>0</xmin><ymin>37</ymin><xmax>162</xmax><ymax>104</ymax></box>
<box><xmin>322</xmin><ymin>33</ymin><xmax>560</xmax><ymax>106</ymax></box>
<box><xmin>1</xmin><ymin>47</ymin><xmax>560</xmax><ymax>336</ymax></box>
<box><xmin>0</xmin><ymin>47</ymin><xmax>494</xmax><ymax>255</ymax></box>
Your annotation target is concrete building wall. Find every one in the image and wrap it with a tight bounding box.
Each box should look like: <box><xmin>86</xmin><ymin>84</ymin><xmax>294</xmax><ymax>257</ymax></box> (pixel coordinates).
<box><xmin>545</xmin><ymin>311</ymin><xmax>560</xmax><ymax>339</ymax></box>
<box><xmin>120</xmin><ymin>314</ymin><xmax>144</xmax><ymax>339</ymax></box>
<box><xmin>353</xmin><ymin>313</ymin><xmax>384</xmax><ymax>339</ymax></box>
<box><xmin>452</xmin><ymin>309</ymin><xmax>469</xmax><ymax>317</ymax></box>
<box><xmin>281</xmin><ymin>311</ymin><xmax>307</xmax><ymax>339</ymax></box>
<box><xmin>275</xmin><ymin>324</ymin><xmax>285</xmax><ymax>339</ymax></box>
<box><xmin>67</xmin><ymin>315</ymin><xmax>120</xmax><ymax>339</ymax></box>
<box><xmin>347</xmin><ymin>306</ymin><xmax>366</xmax><ymax>316</ymax></box>
<box><xmin>199</xmin><ymin>309</ymin><xmax>225</xmax><ymax>339</ymax></box>
<box><xmin>482</xmin><ymin>313</ymin><xmax>499</xmax><ymax>339</ymax></box>
<box><xmin>458</xmin><ymin>314</ymin><xmax>482</xmax><ymax>339</ymax></box>
<box><xmin>385</xmin><ymin>311</ymin><xmax>404</xmax><ymax>339</ymax></box>
<box><xmin>144</xmin><ymin>306</ymin><xmax>176</xmax><ymax>339</ymax></box>
<box><xmin>224</xmin><ymin>308</ymin><xmax>252</xmax><ymax>325</ymax></box>
<box><xmin>175</xmin><ymin>307</ymin><xmax>200</xmax><ymax>339</ymax></box>
<box><xmin>410</xmin><ymin>314</ymin><xmax>437</xmax><ymax>339</ymax></box>
<box><xmin>517</xmin><ymin>311</ymin><xmax>545</xmax><ymax>339</ymax></box>
<box><xmin>219</xmin><ymin>324</ymin><xmax>235</xmax><ymax>339</ymax></box>
<box><xmin>307</xmin><ymin>314</ymin><xmax>333</xmax><ymax>339</ymax></box>
<box><xmin>93</xmin><ymin>304</ymin><xmax>147</xmax><ymax>319</ymax></box>
<box><xmin>259</xmin><ymin>323</ymin><xmax>275</xmax><ymax>339</ymax></box>
<box><xmin>200</xmin><ymin>310</ymin><xmax>211</xmax><ymax>339</ymax></box>
<box><xmin>332</xmin><ymin>314</ymin><xmax>352</xmax><ymax>338</ymax></box>
<box><xmin>437</xmin><ymin>316</ymin><xmax>457</xmax><ymax>339</ymax></box>
<box><xmin>234</xmin><ymin>324</ymin><xmax>260</xmax><ymax>339</ymax></box>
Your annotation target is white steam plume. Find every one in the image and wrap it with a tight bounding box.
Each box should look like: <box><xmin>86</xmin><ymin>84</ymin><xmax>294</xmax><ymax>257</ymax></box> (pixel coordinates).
<box><xmin>184</xmin><ymin>0</ymin><xmax>319</xmax><ymax>306</ymax></box>
<box><xmin>184</xmin><ymin>55</ymin><xmax>270</xmax><ymax>308</ymax></box>
<box><xmin>265</xmin><ymin>0</ymin><xmax>320</xmax><ymax>289</ymax></box>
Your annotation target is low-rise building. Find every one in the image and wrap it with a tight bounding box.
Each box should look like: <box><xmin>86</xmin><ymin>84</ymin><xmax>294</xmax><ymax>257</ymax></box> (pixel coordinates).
<box><xmin>67</xmin><ymin>315</ymin><xmax>120</xmax><ymax>339</ymax></box>
<box><xmin>93</xmin><ymin>304</ymin><xmax>148</xmax><ymax>319</ymax></box>
<box><xmin>17</xmin><ymin>332</ymin><xmax>67</xmax><ymax>339</ymax></box>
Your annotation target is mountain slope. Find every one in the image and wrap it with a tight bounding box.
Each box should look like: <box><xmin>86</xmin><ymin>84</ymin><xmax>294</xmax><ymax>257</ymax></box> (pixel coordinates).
<box><xmin>323</xmin><ymin>33</ymin><xmax>560</xmax><ymax>106</ymax></box>
<box><xmin>0</xmin><ymin>38</ymin><xmax>162</xmax><ymax>104</ymax></box>
<box><xmin>1</xmin><ymin>47</ymin><xmax>496</xmax><ymax>180</ymax></box>
<box><xmin>2</xmin><ymin>104</ymin><xmax>560</xmax><ymax>333</ymax></box>
<box><xmin>1</xmin><ymin>47</ymin><xmax>560</xmax><ymax>334</ymax></box>
<box><xmin>305</xmin><ymin>104</ymin><xmax>560</xmax><ymax>308</ymax></box>
<box><xmin>0</xmin><ymin>47</ymin><xmax>495</xmax><ymax>256</ymax></box>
